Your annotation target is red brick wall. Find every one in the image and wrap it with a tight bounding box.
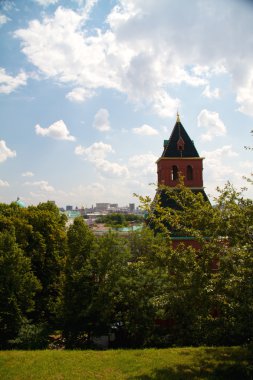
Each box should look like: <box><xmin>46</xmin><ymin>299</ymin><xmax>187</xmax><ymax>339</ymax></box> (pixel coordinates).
<box><xmin>157</xmin><ymin>158</ymin><xmax>203</xmax><ymax>187</ymax></box>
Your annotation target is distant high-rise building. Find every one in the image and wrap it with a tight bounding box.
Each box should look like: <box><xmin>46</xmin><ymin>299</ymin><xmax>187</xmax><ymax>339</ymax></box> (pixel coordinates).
<box><xmin>66</xmin><ymin>205</ymin><xmax>73</xmax><ymax>211</ymax></box>
<box><xmin>129</xmin><ymin>203</ymin><xmax>135</xmax><ymax>212</ymax></box>
<box><xmin>109</xmin><ymin>203</ymin><xmax>118</xmax><ymax>208</ymax></box>
<box><xmin>95</xmin><ymin>203</ymin><xmax>110</xmax><ymax>211</ymax></box>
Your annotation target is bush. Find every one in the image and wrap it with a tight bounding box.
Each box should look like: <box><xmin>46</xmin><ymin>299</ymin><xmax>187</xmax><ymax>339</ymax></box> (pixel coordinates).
<box><xmin>9</xmin><ymin>320</ymin><xmax>49</xmax><ymax>349</ymax></box>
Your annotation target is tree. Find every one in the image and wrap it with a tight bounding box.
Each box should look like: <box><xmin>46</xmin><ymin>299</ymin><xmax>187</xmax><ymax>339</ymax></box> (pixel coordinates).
<box><xmin>106</xmin><ymin>228</ymin><xmax>165</xmax><ymax>347</ymax></box>
<box><xmin>0</xmin><ymin>231</ymin><xmax>41</xmax><ymax>348</ymax></box>
<box><xmin>23</xmin><ymin>202</ymin><xmax>67</xmax><ymax>326</ymax></box>
<box><xmin>63</xmin><ymin>217</ymin><xmax>95</xmax><ymax>347</ymax></box>
<box><xmin>137</xmin><ymin>181</ymin><xmax>253</xmax><ymax>346</ymax></box>
<box><xmin>0</xmin><ymin>201</ymin><xmax>68</xmax><ymax>327</ymax></box>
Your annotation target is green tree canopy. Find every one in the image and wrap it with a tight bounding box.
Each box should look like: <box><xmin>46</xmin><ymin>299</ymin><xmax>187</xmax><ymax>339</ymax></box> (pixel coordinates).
<box><xmin>0</xmin><ymin>231</ymin><xmax>41</xmax><ymax>348</ymax></box>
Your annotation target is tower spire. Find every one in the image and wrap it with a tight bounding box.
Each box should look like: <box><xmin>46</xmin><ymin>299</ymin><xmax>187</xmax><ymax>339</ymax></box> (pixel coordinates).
<box><xmin>176</xmin><ymin>111</ymin><xmax>180</xmax><ymax>123</ymax></box>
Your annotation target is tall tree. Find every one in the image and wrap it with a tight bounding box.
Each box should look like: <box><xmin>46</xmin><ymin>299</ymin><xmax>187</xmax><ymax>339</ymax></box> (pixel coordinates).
<box><xmin>0</xmin><ymin>201</ymin><xmax>68</xmax><ymax>326</ymax></box>
<box><xmin>0</xmin><ymin>231</ymin><xmax>41</xmax><ymax>348</ymax></box>
<box><xmin>137</xmin><ymin>181</ymin><xmax>253</xmax><ymax>346</ymax></box>
<box><xmin>24</xmin><ymin>202</ymin><xmax>67</xmax><ymax>325</ymax></box>
<box><xmin>63</xmin><ymin>217</ymin><xmax>95</xmax><ymax>347</ymax></box>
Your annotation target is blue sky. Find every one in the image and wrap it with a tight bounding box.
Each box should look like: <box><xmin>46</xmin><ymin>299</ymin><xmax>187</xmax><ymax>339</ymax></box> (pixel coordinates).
<box><xmin>0</xmin><ymin>0</ymin><xmax>252</xmax><ymax>208</ymax></box>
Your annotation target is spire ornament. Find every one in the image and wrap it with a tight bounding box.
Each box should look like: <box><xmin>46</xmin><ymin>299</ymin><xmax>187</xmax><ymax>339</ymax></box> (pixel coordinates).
<box><xmin>176</xmin><ymin>111</ymin><xmax>180</xmax><ymax>123</ymax></box>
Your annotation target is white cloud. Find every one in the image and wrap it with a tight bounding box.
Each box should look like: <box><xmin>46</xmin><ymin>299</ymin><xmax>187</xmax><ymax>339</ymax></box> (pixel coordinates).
<box><xmin>34</xmin><ymin>0</ymin><xmax>59</xmax><ymax>6</ymax></box>
<box><xmin>202</xmin><ymin>145</ymin><xmax>239</xmax><ymax>191</ymax></box>
<box><xmin>132</xmin><ymin>124</ymin><xmax>158</xmax><ymax>136</ymax></box>
<box><xmin>203</xmin><ymin>145</ymin><xmax>238</xmax><ymax>160</ymax></box>
<box><xmin>0</xmin><ymin>68</ymin><xmax>27</xmax><ymax>94</ymax></box>
<box><xmin>93</xmin><ymin>108</ymin><xmax>111</xmax><ymax>132</ymax></box>
<box><xmin>75</xmin><ymin>141</ymin><xmax>128</xmax><ymax>177</ymax></box>
<box><xmin>80</xmin><ymin>0</ymin><xmax>98</xmax><ymax>21</ymax></box>
<box><xmin>22</xmin><ymin>171</ymin><xmax>34</xmax><ymax>177</ymax></box>
<box><xmin>200</xmin><ymin>144</ymin><xmax>250</xmax><ymax>201</ymax></box>
<box><xmin>24</xmin><ymin>180</ymin><xmax>55</xmax><ymax>192</ymax></box>
<box><xmin>70</xmin><ymin>182</ymin><xmax>106</xmax><ymax>205</ymax></box>
<box><xmin>35</xmin><ymin>120</ymin><xmax>75</xmax><ymax>141</ymax></box>
<box><xmin>0</xmin><ymin>140</ymin><xmax>16</xmax><ymax>162</ymax></box>
<box><xmin>240</xmin><ymin>160</ymin><xmax>253</xmax><ymax>170</ymax></box>
<box><xmin>77</xmin><ymin>182</ymin><xmax>105</xmax><ymax>195</ymax></box>
<box><xmin>106</xmin><ymin>0</ymin><xmax>253</xmax><ymax>117</ymax></box>
<box><xmin>152</xmin><ymin>90</ymin><xmax>180</xmax><ymax>118</ymax></box>
<box><xmin>14</xmin><ymin>7</ymin><xmax>118</xmax><ymax>86</ymax></box>
<box><xmin>202</xmin><ymin>85</ymin><xmax>220</xmax><ymax>99</ymax></box>
<box><xmin>66</xmin><ymin>87</ymin><xmax>95</xmax><ymax>103</ymax></box>
<box><xmin>75</xmin><ymin>141</ymin><xmax>114</xmax><ymax>160</ymax></box>
<box><xmin>95</xmin><ymin>159</ymin><xmax>129</xmax><ymax>177</ymax></box>
<box><xmin>197</xmin><ymin>109</ymin><xmax>226</xmax><ymax>141</ymax></box>
<box><xmin>12</xmin><ymin>5</ymin><xmax>183</xmax><ymax>118</ymax></box>
<box><xmin>236</xmin><ymin>70</ymin><xmax>253</xmax><ymax>117</ymax></box>
<box><xmin>13</xmin><ymin>0</ymin><xmax>253</xmax><ymax>118</ymax></box>
<box><xmin>191</xmin><ymin>64</ymin><xmax>226</xmax><ymax>78</ymax></box>
<box><xmin>192</xmin><ymin>65</ymin><xmax>210</xmax><ymax>77</ymax></box>
<box><xmin>0</xmin><ymin>179</ymin><xmax>9</xmax><ymax>187</ymax></box>
<box><xmin>0</xmin><ymin>14</ymin><xmax>10</xmax><ymax>26</ymax></box>
<box><xmin>129</xmin><ymin>153</ymin><xmax>157</xmax><ymax>175</ymax></box>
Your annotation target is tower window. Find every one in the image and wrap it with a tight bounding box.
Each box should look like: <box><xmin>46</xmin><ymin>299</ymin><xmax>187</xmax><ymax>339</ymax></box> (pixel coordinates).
<box><xmin>171</xmin><ymin>165</ymin><xmax>178</xmax><ymax>181</ymax></box>
<box><xmin>187</xmin><ymin>165</ymin><xmax>193</xmax><ymax>180</ymax></box>
<box><xmin>177</xmin><ymin>136</ymin><xmax>185</xmax><ymax>151</ymax></box>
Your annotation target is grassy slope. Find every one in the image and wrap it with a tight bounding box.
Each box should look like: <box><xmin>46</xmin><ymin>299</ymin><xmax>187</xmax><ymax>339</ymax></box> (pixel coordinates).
<box><xmin>0</xmin><ymin>346</ymin><xmax>252</xmax><ymax>380</ymax></box>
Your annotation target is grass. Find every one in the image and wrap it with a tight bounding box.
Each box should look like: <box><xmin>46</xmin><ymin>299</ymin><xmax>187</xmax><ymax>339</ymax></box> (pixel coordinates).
<box><xmin>0</xmin><ymin>346</ymin><xmax>252</xmax><ymax>380</ymax></box>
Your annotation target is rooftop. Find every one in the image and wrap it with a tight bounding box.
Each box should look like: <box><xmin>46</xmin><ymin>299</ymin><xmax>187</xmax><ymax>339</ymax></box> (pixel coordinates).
<box><xmin>162</xmin><ymin>114</ymin><xmax>199</xmax><ymax>158</ymax></box>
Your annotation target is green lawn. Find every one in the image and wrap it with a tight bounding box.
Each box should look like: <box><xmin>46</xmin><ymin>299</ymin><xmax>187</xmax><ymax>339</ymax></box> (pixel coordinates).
<box><xmin>0</xmin><ymin>346</ymin><xmax>252</xmax><ymax>380</ymax></box>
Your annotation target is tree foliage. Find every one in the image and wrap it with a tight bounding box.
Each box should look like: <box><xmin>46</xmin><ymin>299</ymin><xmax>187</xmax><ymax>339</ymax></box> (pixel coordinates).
<box><xmin>138</xmin><ymin>181</ymin><xmax>253</xmax><ymax>346</ymax></box>
<box><xmin>0</xmin><ymin>231</ymin><xmax>41</xmax><ymax>348</ymax></box>
<box><xmin>0</xmin><ymin>180</ymin><xmax>252</xmax><ymax>348</ymax></box>
<box><xmin>96</xmin><ymin>213</ymin><xmax>143</xmax><ymax>228</ymax></box>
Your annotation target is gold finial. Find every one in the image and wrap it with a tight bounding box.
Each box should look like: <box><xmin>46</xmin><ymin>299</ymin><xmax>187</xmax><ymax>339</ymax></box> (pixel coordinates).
<box><xmin>176</xmin><ymin>111</ymin><xmax>180</xmax><ymax>123</ymax></box>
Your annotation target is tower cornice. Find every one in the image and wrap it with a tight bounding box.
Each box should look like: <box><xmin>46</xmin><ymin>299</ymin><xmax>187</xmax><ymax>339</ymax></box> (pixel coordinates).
<box><xmin>156</xmin><ymin>156</ymin><xmax>205</xmax><ymax>164</ymax></box>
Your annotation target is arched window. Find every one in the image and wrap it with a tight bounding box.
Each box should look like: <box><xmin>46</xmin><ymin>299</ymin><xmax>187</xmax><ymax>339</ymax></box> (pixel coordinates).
<box><xmin>171</xmin><ymin>165</ymin><xmax>178</xmax><ymax>181</ymax></box>
<box><xmin>187</xmin><ymin>165</ymin><xmax>193</xmax><ymax>180</ymax></box>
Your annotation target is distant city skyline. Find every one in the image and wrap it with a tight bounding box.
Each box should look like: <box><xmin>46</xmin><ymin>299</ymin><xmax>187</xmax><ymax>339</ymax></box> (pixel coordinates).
<box><xmin>1</xmin><ymin>0</ymin><xmax>253</xmax><ymax>208</ymax></box>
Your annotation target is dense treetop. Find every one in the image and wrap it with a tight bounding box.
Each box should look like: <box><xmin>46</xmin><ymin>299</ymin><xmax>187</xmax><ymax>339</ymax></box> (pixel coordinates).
<box><xmin>0</xmin><ymin>182</ymin><xmax>252</xmax><ymax>349</ymax></box>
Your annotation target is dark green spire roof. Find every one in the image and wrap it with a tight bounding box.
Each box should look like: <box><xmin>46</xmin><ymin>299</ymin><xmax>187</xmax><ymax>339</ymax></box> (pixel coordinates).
<box><xmin>162</xmin><ymin>116</ymin><xmax>199</xmax><ymax>158</ymax></box>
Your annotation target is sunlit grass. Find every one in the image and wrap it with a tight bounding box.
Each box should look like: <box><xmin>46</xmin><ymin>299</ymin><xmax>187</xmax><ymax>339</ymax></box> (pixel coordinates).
<box><xmin>0</xmin><ymin>346</ymin><xmax>252</xmax><ymax>380</ymax></box>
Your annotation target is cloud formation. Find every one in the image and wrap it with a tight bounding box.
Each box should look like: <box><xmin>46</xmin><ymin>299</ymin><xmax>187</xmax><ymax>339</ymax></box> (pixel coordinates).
<box><xmin>0</xmin><ymin>13</ymin><xmax>10</xmax><ymax>26</ymax></box>
<box><xmin>0</xmin><ymin>68</ymin><xmax>27</xmax><ymax>94</ymax></box>
<box><xmin>14</xmin><ymin>0</ymin><xmax>253</xmax><ymax>117</ymax></box>
<box><xmin>35</xmin><ymin>120</ymin><xmax>75</xmax><ymax>141</ymax></box>
<box><xmin>75</xmin><ymin>141</ymin><xmax>128</xmax><ymax>177</ymax></box>
<box><xmin>22</xmin><ymin>171</ymin><xmax>34</xmax><ymax>177</ymax></box>
<box><xmin>132</xmin><ymin>124</ymin><xmax>158</xmax><ymax>136</ymax></box>
<box><xmin>75</xmin><ymin>141</ymin><xmax>114</xmax><ymax>161</ymax></box>
<box><xmin>202</xmin><ymin>85</ymin><xmax>220</xmax><ymax>99</ymax></box>
<box><xmin>66</xmin><ymin>87</ymin><xmax>95</xmax><ymax>103</ymax></box>
<box><xmin>0</xmin><ymin>140</ymin><xmax>16</xmax><ymax>162</ymax></box>
<box><xmin>34</xmin><ymin>0</ymin><xmax>59</xmax><ymax>6</ymax></box>
<box><xmin>202</xmin><ymin>145</ymin><xmax>239</xmax><ymax>187</ymax></box>
<box><xmin>129</xmin><ymin>153</ymin><xmax>157</xmax><ymax>175</ymax></box>
<box><xmin>197</xmin><ymin>109</ymin><xmax>226</xmax><ymax>141</ymax></box>
<box><xmin>24</xmin><ymin>180</ymin><xmax>55</xmax><ymax>192</ymax></box>
<box><xmin>93</xmin><ymin>108</ymin><xmax>111</xmax><ymax>132</ymax></box>
<box><xmin>0</xmin><ymin>179</ymin><xmax>9</xmax><ymax>187</ymax></box>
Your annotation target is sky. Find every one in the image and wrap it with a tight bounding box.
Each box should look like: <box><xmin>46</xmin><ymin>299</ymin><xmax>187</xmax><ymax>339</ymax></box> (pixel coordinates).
<box><xmin>0</xmin><ymin>0</ymin><xmax>252</xmax><ymax>208</ymax></box>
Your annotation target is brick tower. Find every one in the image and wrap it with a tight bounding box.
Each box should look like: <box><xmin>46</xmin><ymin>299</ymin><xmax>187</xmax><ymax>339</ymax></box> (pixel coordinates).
<box><xmin>156</xmin><ymin>113</ymin><xmax>208</xmax><ymax>201</ymax></box>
